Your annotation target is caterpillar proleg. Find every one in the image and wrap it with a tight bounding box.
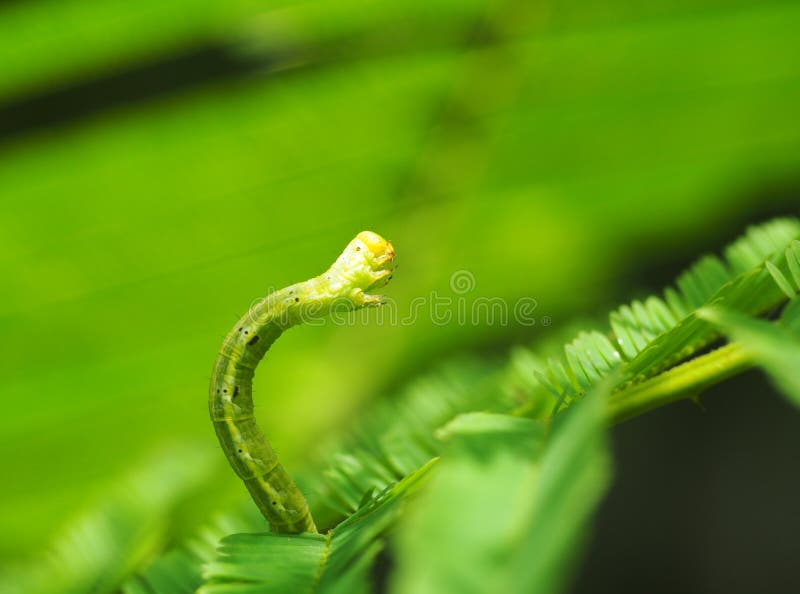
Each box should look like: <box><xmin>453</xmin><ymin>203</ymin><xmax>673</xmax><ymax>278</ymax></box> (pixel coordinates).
<box><xmin>209</xmin><ymin>231</ymin><xmax>396</xmax><ymax>533</ymax></box>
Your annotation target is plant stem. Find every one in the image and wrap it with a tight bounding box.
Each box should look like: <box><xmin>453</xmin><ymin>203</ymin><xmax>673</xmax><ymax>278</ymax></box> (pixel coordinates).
<box><xmin>607</xmin><ymin>343</ymin><xmax>754</xmax><ymax>424</ymax></box>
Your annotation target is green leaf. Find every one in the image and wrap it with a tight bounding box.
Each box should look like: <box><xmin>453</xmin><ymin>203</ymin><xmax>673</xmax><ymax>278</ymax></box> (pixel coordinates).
<box><xmin>698</xmin><ymin>307</ymin><xmax>800</xmax><ymax>407</ymax></box>
<box><xmin>200</xmin><ymin>533</ymin><xmax>327</xmax><ymax>594</ymax></box>
<box><xmin>199</xmin><ymin>461</ymin><xmax>435</xmax><ymax>593</ymax></box>
<box><xmin>123</xmin><ymin>219</ymin><xmax>800</xmax><ymax>594</ymax></box>
<box><xmin>391</xmin><ymin>385</ymin><xmax>611</xmax><ymax>594</ymax></box>
<box><xmin>124</xmin><ymin>361</ymin><xmax>507</xmax><ymax>594</ymax></box>
<box><xmin>306</xmin><ymin>360</ymin><xmax>503</xmax><ymax>526</ymax></box>
<box><xmin>765</xmin><ymin>260</ymin><xmax>796</xmax><ymax>299</ymax></box>
<box><xmin>529</xmin><ymin>218</ymin><xmax>800</xmax><ymax>411</ymax></box>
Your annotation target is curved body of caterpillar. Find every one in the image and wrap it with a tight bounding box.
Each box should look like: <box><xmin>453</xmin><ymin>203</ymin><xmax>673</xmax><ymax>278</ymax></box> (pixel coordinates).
<box><xmin>209</xmin><ymin>231</ymin><xmax>396</xmax><ymax>533</ymax></box>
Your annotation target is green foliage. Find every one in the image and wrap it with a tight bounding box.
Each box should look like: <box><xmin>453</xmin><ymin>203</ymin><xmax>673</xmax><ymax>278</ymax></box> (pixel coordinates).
<box><xmin>536</xmin><ymin>219</ymin><xmax>800</xmax><ymax>412</ymax></box>
<box><xmin>198</xmin><ymin>218</ymin><xmax>799</xmax><ymax>591</ymax></box>
<box><xmin>392</xmin><ymin>387</ymin><xmax>609</xmax><ymax>594</ymax></box>
<box><xmin>4</xmin><ymin>0</ymin><xmax>800</xmax><ymax>587</ymax></box>
<box><xmin>306</xmin><ymin>360</ymin><xmax>508</xmax><ymax>524</ymax></box>
<box><xmin>114</xmin><ymin>217</ymin><xmax>798</xmax><ymax>594</ymax></box>
<box><xmin>201</xmin><ymin>533</ymin><xmax>327</xmax><ymax>594</ymax></box>
<box><xmin>121</xmin><ymin>511</ymin><xmax>262</xmax><ymax>594</ymax></box>
<box><xmin>6</xmin><ymin>217</ymin><xmax>799</xmax><ymax>594</ymax></box>
<box><xmin>199</xmin><ymin>461</ymin><xmax>435</xmax><ymax>594</ymax></box>
<box><xmin>4</xmin><ymin>0</ymin><xmax>800</xmax><ymax>556</ymax></box>
<box><xmin>699</xmin><ymin>306</ymin><xmax>800</xmax><ymax>406</ymax></box>
<box><xmin>0</xmin><ymin>446</ymin><xmax>216</xmax><ymax>594</ymax></box>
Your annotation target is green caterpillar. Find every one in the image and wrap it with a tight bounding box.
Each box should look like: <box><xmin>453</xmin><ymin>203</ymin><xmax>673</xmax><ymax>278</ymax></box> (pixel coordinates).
<box><xmin>209</xmin><ymin>231</ymin><xmax>396</xmax><ymax>533</ymax></box>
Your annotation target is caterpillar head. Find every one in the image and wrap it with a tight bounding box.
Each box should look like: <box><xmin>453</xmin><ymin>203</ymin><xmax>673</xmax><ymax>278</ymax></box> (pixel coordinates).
<box><xmin>355</xmin><ymin>231</ymin><xmax>395</xmax><ymax>270</ymax></box>
<box><xmin>330</xmin><ymin>230</ymin><xmax>396</xmax><ymax>297</ymax></box>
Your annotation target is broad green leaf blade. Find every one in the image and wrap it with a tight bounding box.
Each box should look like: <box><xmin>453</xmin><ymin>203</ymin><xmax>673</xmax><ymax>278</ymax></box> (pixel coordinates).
<box><xmin>391</xmin><ymin>386</ymin><xmax>610</xmax><ymax>594</ymax></box>
<box><xmin>698</xmin><ymin>307</ymin><xmax>800</xmax><ymax>407</ymax></box>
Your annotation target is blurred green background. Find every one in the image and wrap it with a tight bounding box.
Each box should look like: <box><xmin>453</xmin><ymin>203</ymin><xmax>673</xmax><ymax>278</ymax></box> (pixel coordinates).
<box><xmin>1</xmin><ymin>0</ymin><xmax>798</xmax><ymax>586</ymax></box>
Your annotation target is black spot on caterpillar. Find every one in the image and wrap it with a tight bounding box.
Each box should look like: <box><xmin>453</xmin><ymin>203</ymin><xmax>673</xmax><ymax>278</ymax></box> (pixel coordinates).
<box><xmin>209</xmin><ymin>231</ymin><xmax>396</xmax><ymax>534</ymax></box>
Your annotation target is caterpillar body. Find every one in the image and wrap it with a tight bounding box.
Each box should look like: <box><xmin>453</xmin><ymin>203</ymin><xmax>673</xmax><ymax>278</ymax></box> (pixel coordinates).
<box><xmin>209</xmin><ymin>231</ymin><xmax>396</xmax><ymax>533</ymax></box>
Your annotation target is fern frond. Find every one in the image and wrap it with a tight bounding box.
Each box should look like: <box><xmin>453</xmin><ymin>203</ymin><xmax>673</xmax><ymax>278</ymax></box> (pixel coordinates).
<box><xmin>699</xmin><ymin>306</ymin><xmax>800</xmax><ymax>406</ymax></box>
<box><xmin>123</xmin><ymin>363</ymin><xmax>507</xmax><ymax>593</ymax></box>
<box><xmin>199</xmin><ymin>461</ymin><xmax>435</xmax><ymax>594</ymax></box>
<box><xmin>765</xmin><ymin>240</ymin><xmax>800</xmax><ymax>299</ymax></box>
<box><xmin>133</xmin><ymin>218</ymin><xmax>800</xmax><ymax>594</ymax></box>
<box><xmin>392</xmin><ymin>384</ymin><xmax>610</xmax><ymax>594</ymax></box>
<box><xmin>305</xmin><ymin>218</ymin><xmax>800</xmax><ymax>531</ymax></box>
<box><xmin>121</xmin><ymin>509</ymin><xmax>262</xmax><ymax>594</ymax></box>
<box><xmin>306</xmin><ymin>359</ymin><xmax>506</xmax><ymax>525</ymax></box>
<box><xmin>531</xmin><ymin>218</ymin><xmax>800</xmax><ymax>410</ymax></box>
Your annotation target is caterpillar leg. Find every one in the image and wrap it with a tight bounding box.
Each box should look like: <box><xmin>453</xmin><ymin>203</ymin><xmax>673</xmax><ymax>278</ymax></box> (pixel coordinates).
<box><xmin>353</xmin><ymin>288</ymin><xmax>386</xmax><ymax>307</ymax></box>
